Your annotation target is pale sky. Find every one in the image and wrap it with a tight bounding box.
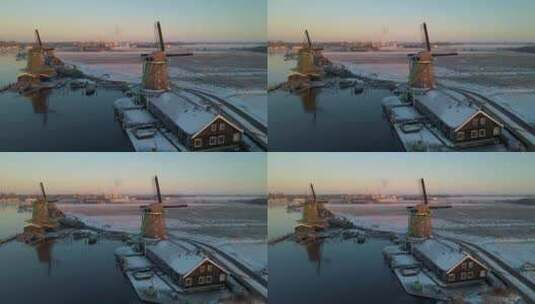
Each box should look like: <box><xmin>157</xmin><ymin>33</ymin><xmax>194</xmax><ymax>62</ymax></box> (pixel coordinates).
<box><xmin>269</xmin><ymin>0</ymin><xmax>535</xmax><ymax>43</ymax></box>
<box><xmin>268</xmin><ymin>153</ymin><xmax>535</xmax><ymax>195</ymax></box>
<box><xmin>0</xmin><ymin>153</ymin><xmax>266</xmax><ymax>195</ymax></box>
<box><xmin>0</xmin><ymin>0</ymin><xmax>266</xmax><ymax>42</ymax></box>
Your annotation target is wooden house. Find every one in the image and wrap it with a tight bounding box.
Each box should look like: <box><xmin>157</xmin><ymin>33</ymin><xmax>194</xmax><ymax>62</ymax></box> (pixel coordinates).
<box><xmin>413</xmin><ymin>239</ymin><xmax>488</xmax><ymax>284</ymax></box>
<box><xmin>146</xmin><ymin>241</ymin><xmax>228</xmax><ymax>290</ymax></box>
<box><xmin>414</xmin><ymin>90</ymin><xmax>503</xmax><ymax>148</ymax></box>
<box><xmin>147</xmin><ymin>92</ymin><xmax>243</xmax><ymax>151</ymax></box>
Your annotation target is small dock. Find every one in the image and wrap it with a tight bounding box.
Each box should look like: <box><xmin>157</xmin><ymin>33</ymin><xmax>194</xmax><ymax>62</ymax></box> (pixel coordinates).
<box><xmin>0</xmin><ymin>234</ymin><xmax>18</xmax><ymax>246</ymax></box>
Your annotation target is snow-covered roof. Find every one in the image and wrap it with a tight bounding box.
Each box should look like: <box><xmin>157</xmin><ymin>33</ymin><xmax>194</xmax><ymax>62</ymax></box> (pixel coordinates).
<box><xmin>115</xmin><ymin>246</ymin><xmax>142</xmax><ymax>258</ymax></box>
<box><xmin>391</xmin><ymin>254</ymin><xmax>420</xmax><ymax>269</ymax></box>
<box><xmin>414</xmin><ymin>239</ymin><xmax>472</xmax><ymax>273</ymax></box>
<box><xmin>382</xmin><ymin>95</ymin><xmax>404</xmax><ymax>107</ymax></box>
<box><xmin>122</xmin><ymin>256</ymin><xmax>152</xmax><ymax>271</ymax></box>
<box><xmin>123</xmin><ymin>109</ymin><xmax>158</xmax><ymax>127</ymax></box>
<box><xmin>149</xmin><ymin>92</ymin><xmax>216</xmax><ymax>135</ymax></box>
<box><xmin>113</xmin><ymin>97</ymin><xmax>142</xmax><ymax>111</ymax></box>
<box><xmin>390</xmin><ymin>106</ymin><xmax>424</xmax><ymax>123</ymax></box>
<box><xmin>147</xmin><ymin>241</ymin><xmax>225</xmax><ymax>277</ymax></box>
<box><xmin>416</xmin><ymin>89</ymin><xmax>480</xmax><ymax>129</ymax></box>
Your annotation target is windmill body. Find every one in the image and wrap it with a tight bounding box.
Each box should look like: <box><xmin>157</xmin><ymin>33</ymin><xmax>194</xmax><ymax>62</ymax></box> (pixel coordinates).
<box><xmin>25</xmin><ymin>30</ymin><xmax>57</xmax><ymax>79</ymax></box>
<box><xmin>295</xmin><ymin>30</ymin><xmax>323</xmax><ymax>77</ymax></box>
<box><xmin>140</xmin><ymin>176</ymin><xmax>187</xmax><ymax>240</ymax></box>
<box><xmin>407</xmin><ymin>23</ymin><xmax>457</xmax><ymax>90</ymax></box>
<box><xmin>141</xmin><ymin>21</ymin><xmax>193</xmax><ymax>92</ymax></box>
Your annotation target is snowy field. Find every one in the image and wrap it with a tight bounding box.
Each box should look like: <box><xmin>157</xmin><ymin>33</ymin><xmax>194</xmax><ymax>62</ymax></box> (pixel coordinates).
<box><xmin>329</xmin><ymin>197</ymin><xmax>535</xmax><ymax>284</ymax></box>
<box><xmin>58</xmin><ymin>198</ymin><xmax>267</xmax><ymax>273</ymax></box>
<box><xmin>327</xmin><ymin>49</ymin><xmax>535</xmax><ymax>126</ymax></box>
<box><xmin>58</xmin><ymin>49</ymin><xmax>267</xmax><ymax>124</ymax></box>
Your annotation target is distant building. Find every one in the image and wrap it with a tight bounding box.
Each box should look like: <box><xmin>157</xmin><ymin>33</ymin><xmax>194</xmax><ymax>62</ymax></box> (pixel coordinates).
<box><xmin>414</xmin><ymin>90</ymin><xmax>503</xmax><ymax>148</ymax></box>
<box><xmin>413</xmin><ymin>239</ymin><xmax>488</xmax><ymax>284</ymax></box>
<box><xmin>147</xmin><ymin>93</ymin><xmax>243</xmax><ymax>151</ymax></box>
<box><xmin>146</xmin><ymin>241</ymin><xmax>228</xmax><ymax>290</ymax></box>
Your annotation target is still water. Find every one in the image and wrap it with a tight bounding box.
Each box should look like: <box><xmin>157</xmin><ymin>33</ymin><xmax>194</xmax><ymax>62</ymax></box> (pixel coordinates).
<box><xmin>268</xmin><ymin>54</ymin><xmax>402</xmax><ymax>152</ymax></box>
<box><xmin>268</xmin><ymin>206</ymin><xmax>432</xmax><ymax>304</ymax></box>
<box><xmin>0</xmin><ymin>55</ymin><xmax>132</xmax><ymax>151</ymax></box>
<box><xmin>0</xmin><ymin>205</ymin><xmax>140</xmax><ymax>303</ymax></box>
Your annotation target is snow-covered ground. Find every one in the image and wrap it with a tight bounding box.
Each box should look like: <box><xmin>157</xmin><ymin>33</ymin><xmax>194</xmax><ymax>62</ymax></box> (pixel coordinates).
<box><xmin>58</xmin><ymin>200</ymin><xmax>267</xmax><ymax>275</ymax></box>
<box><xmin>58</xmin><ymin>50</ymin><xmax>267</xmax><ymax>125</ymax></box>
<box><xmin>326</xmin><ymin>49</ymin><xmax>535</xmax><ymax>127</ymax></box>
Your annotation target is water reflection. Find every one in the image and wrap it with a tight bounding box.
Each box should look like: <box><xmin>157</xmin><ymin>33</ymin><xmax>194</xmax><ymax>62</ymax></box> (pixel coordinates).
<box><xmin>26</xmin><ymin>89</ymin><xmax>52</xmax><ymax>126</ymax></box>
<box><xmin>35</xmin><ymin>239</ymin><xmax>54</xmax><ymax>276</ymax></box>
<box><xmin>304</xmin><ymin>240</ymin><xmax>323</xmax><ymax>274</ymax></box>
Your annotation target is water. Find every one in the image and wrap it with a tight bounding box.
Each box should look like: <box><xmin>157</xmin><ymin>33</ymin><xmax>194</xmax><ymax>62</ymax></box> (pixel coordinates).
<box><xmin>268</xmin><ymin>54</ymin><xmax>402</xmax><ymax>151</ymax></box>
<box><xmin>0</xmin><ymin>205</ymin><xmax>140</xmax><ymax>303</ymax></box>
<box><xmin>0</xmin><ymin>54</ymin><xmax>132</xmax><ymax>151</ymax></box>
<box><xmin>268</xmin><ymin>206</ymin><xmax>432</xmax><ymax>304</ymax></box>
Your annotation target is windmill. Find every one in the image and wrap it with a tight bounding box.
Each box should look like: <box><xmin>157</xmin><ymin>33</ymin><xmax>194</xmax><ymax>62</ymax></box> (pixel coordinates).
<box><xmin>407</xmin><ymin>23</ymin><xmax>457</xmax><ymax>89</ymax></box>
<box><xmin>301</xmin><ymin>183</ymin><xmax>328</xmax><ymax>228</ymax></box>
<box><xmin>296</xmin><ymin>30</ymin><xmax>323</xmax><ymax>77</ymax></box>
<box><xmin>140</xmin><ymin>176</ymin><xmax>188</xmax><ymax>240</ymax></box>
<box><xmin>141</xmin><ymin>21</ymin><xmax>193</xmax><ymax>92</ymax></box>
<box><xmin>406</xmin><ymin>178</ymin><xmax>451</xmax><ymax>238</ymax></box>
<box><xmin>25</xmin><ymin>29</ymin><xmax>57</xmax><ymax>78</ymax></box>
<box><xmin>26</xmin><ymin>182</ymin><xmax>58</xmax><ymax>230</ymax></box>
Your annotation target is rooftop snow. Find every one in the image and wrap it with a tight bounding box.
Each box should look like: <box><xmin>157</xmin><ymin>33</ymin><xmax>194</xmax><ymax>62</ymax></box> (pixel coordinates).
<box><xmin>147</xmin><ymin>241</ymin><xmax>206</xmax><ymax>276</ymax></box>
<box><xmin>123</xmin><ymin>256</ymin><xmax>152</xmax><ymax>271</ymax></box>
<box><xmin>123</xmin><ymin>109</ymin><xmax>158</xmax><ymax>127</ymax></box>
<box><xmin>149</xmin><ymin>92</ymin><xmax>216</xmax><ymax>135</ymax></box>
<box><xmin>416</xmin><ymin>89</ymin><xmax>479</xmax><ymax>129</ymax></box>
<box><xmin>391</xmin><ymin>254</ymin><xmax>420</xmax><ymax>269</ymax></box>
<box><xmin>390</xmin><ymin>106</ymin><xmax>424</xmax><ymax>123</ymax></box>
<box><xmin>414</xmin><ymin>239</ymin><xmax>467</xmax><ymax>272</ymax></box>
<box><xmin>113</xmin><ymin>97</ymin><xmax>142</xmax><ymax>111</ymax></box>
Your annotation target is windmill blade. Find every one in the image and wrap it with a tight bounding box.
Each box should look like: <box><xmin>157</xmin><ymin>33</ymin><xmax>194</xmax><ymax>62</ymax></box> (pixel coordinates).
<box><xmin>420</xmin><ymin>178</ymin><xmax>428</xmax><ymax>205</ymax></box>
<box><xmin>167</xmin><ymin>53</ymin><xmax>194</xmax><ymax>57</ymax></box>
<box><xmin>310</xmin><ymin>183</ymin><xmax>316</xmax><ymax>202</ymax></box>
<box><xmin>422</xmin><ymin>23</ymin><xmax>431</xmax><ymax>52</ymax></box>
<box><xmin>154</xmin><ymin>176</ymin><xmax>162</xmax><ymax>204</ymax></box>
<box><xmin>35</xmin><ymin>29</ymin><xmax>43</xmax><ymax>48</ymax></box>
<box><xmin>162</xmin><ymin>204</ymin><xmax>188</xmax><ymax>209</ymax></box>
<box><xmin>305</xmin><ymin>30</ymin><xmax>312</xmax><ymax>48</ymax></box>
<box><xmin>40</xmin><ymin>182</ymin><xmax>47</xmax><ymax>201</ymax></box>
<box><xmin>156</xmin><ymin>21</ymin><xmax>165</xmax><ymax>52</ymax></box>
<box><xmin>432</xmin><ymin>52</ymin><xmax>458</xmax><ymax>57</ymax></box>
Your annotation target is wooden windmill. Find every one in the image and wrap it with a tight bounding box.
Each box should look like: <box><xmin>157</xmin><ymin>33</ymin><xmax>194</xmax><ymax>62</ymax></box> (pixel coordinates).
<box><xmin>407</xmin><ymin>178</ymin><xmax>451</xmax><ymax>238</ymax></box>
<box><xmin>26</xmin><ymin>29</ymin><xmax>57</xmax><ymax>78</ymax></box>
<box><xmin>27</xmin><ymin>182</ymin><xmax>58</xmax><ymax>229</ymax></box>
<box><xmin>296</xmin><ymin>30</ymin><xmax>322</xmax><ymax>77</ymax></box>
<box><xmin>408</xmin><ymin>23</ymin><xmax>457</xmax><ymax>89</ymax></box>
<box><xmin>140</xmin><ymin>176</ymin><xmax>188</xmax><ymax>240</ymax></box>
<box><xmin>141</xmin><ymin>21</ymin><xmax>193</xmax><ymax>91</ymax></box>
<box><xmin>301</xmin><ymin>183</ymin><xmax>328</xmax><ymax>228</ymax></box>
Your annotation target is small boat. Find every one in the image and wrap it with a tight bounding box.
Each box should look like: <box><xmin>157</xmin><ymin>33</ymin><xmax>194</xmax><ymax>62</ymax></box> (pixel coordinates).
<box><xmin>85</xmin><ymin>82</ymin><xmax>96</xmax><ymax>95</ymax></box>
<box><xmin>357</xmin><ymin>234</ymin><xmax>367</xmax><ymax>244</ymax></box>
<box><xmin>133</xmin><ymin>270</ymin><xmax>154</xmax><ymax>280</ymax></box>
<box><xmin>88</xmin><ymin>234</ymin><xmax>98</xmax><ymax>245</ymax></box>
<box><xmin>354</xmin><ymin>86</ymin><xmax>364</xmax><ymax>94</ymax></box>
<box><xmin>338</xmin><ymin>79</ymin><xmax>356</xmax><ymax>89</ymax></box>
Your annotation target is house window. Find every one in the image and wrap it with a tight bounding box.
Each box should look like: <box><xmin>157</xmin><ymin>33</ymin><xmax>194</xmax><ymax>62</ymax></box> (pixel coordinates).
<box><xmin>200</xmin><ymin>265</ymin><xmax>206</xmax><ymax>273</ymax></box>
<box><xmin>479</xmin><ymin>129</ymin><xmax>486</xmax><ymax>137</ymax></box>
<box><xmin>206</xmin><ymin>275</ymin><xmax>213</xmax><ymax>284</ymax></box>
<box><xmin>211</xmin><ymin>124</ymin><xmax>217</xmax><ymax>132</ymax></box>
<box><xmin>198</xmin><ymin>276</ymin><xmax>205</xmax><ymax>284</ymax></box>
<box><xmin>461</xmin><ymin>263</ymin><xmax>467</xmax><ymax>270</ymax></box>
<box><xmin>472</xmin><ymin>119</ymin><xmax>478</xmax><ymax>127</ymax></box>
<box><xmin>460</xmin><ymin>272</ymin><xmax>467</xmax><ymax>280</ymax></box>
<box><xmin>209</xmin><ymin>136</ymin><xmax>217</xmax><ymax>146</ymax></box>
<box><xmin>480</xmin><ymin>117</ymin><xmax>486</xmax><ymax>126</ymax></box>
<box><xmin>233</xmin><ymin>133</ymin><xmax>240</xmax><ymax>143</ymax></box>
<box><xmin>468</xmin><ymin>262</ymin><xmax>474</xmax><ymax>269</ymax></box>
<box><xmin>493</xmin><ymin>127</ymin><xmax>500</xmax><ymax>136</ymax></box>
<box><xmin>219</xmin><ymin>123</ymin><xmax>226</xmax><ymax>131</ymax></box>
<box><xmin>194</xmin><ymin>138</ymin><xmax>203</xmax><ymax>148</ymax></box>
<box><xmin>207</xmin><ymin>264</ymin><xmax>213</xmax><ymax>272</ymax></box>
<box><xmin>219</xmin><ymin>274</ymin><xmax>226</xmax><ymax>282</ymax></box>
<box><xmin>185</xmin><ymin>278</ymin><xmax>192</xmax><ymax>287</ymax></box>
<box><xmin>218</xmin><ymin>135</ymin><xmax>225</xmax><ymax>145</ymax></box>
<box><xmin>480</xmin><ymin>270</ymin><xmax>486</xmax><ymax>278</ymax></box>
<box><xmin>467</xmin><ymin>272</ymin><xmax>474</xmax><ymax>279</ymax></box>
<box><xmin>456</xmin><ymin>131</ymin><xmax>465</xmax><ymax>141</ymax></box>
<box><xmin>470</xmin><ymin>130</ymin><xmax>478</xmax><ymax>139</ymax></box>
<box><xmin>448</xmin><ymin>273</ymin><xmax>456</xmax><ymax>281</ymax></box>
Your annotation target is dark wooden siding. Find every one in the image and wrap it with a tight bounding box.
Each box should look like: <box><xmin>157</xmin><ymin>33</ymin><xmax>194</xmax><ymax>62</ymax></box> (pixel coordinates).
<box><xmin>454</xmin><ymin>113</ymin><xmax>501</xmax><ymax>143</ymax></box>
<box><xmin>446</xmin><ymin>257</ymin><xmax>487</xmax><ymax>283</ymax></box>
<box><xmin>182</xmin><ymin>260</ymin><xmax>227</xmax><ymax>288</ymax></box>
<box><xmin>191</xmin><ymin>117</ymin><xmax>242</xmax><ymax>151</ymax></box>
